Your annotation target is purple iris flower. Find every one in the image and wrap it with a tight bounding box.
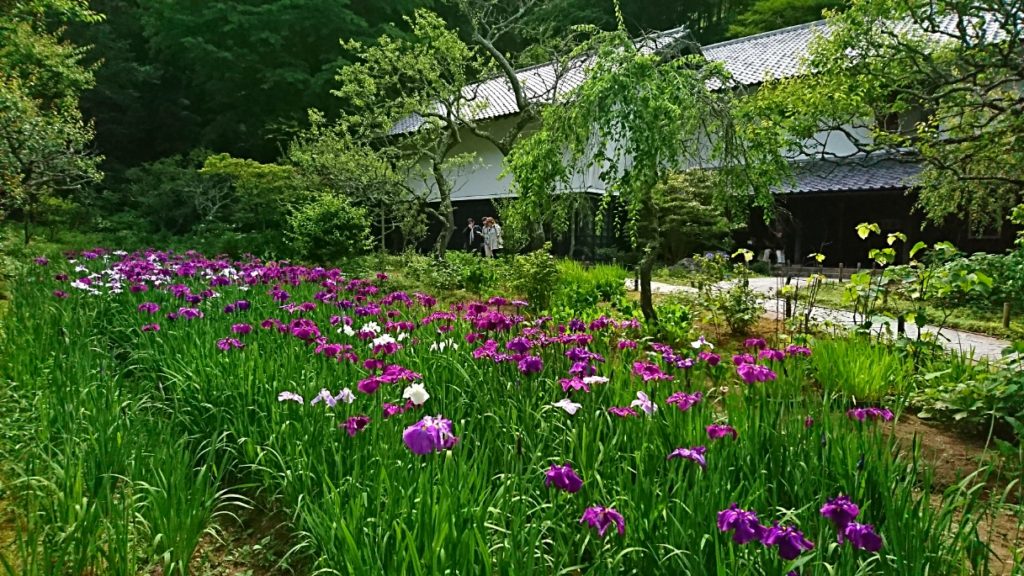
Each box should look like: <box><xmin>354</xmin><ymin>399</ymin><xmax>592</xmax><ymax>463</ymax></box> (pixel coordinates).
<box><xmin>761</xmin><ymin>523</ymin><xmax>815</xmax><ymax>560</ymax></box>
<box><xmin>138</xmin><ymin>302</ymin><xmax>160</xmax><ymax>314</ymax></box>
<box><xmin>216</xmin><ymin>337</ymin><xmax>244</xmax><ymax>351</ymax></box>
<box><xmin>666</xmin><ymin>391</ymin><xmax>703</xmax><ymax>411</ymax></box>
<box><xmin>786</xmin><ymin>345</ymin><xmax>812</xmax><ymax>357</ymax></box>
<box><xmin>402</xmin><ymin>415</ymin><xmax>459</xmax><ymax>455</ymax></box>
<box><xmin>758</xmin><ymin>348</ymin><xmax>785</xmax><ymax>362</ymax></box>
<box><xmin>342</xmin><ymin>415</ymin><xmax>371</xmax><ymax>437</ymax></box>
<box><xmin>706</xmin><ymin>424</ymin><xmax>738</xmax><ymax>440</ymax></box>
<box><xmin>847</xmin><ymin>407</ymin><xmax>894</xmax><ymax>422</ymax></box>
<box><xmin>841</xmin><ymin>522</ymin><xmax>883</xmax><ymax>552</ymax></box>
<box><xmin>53</xmin><ymin>290</ymin><xmax>69</xmax><ymax>299</ymax></box>
<box><xmin>140</xmin><ymin>323</ymin><xmax>160</xmax><ymax>332</ymax></box>
<box><xmin>506</xmin><ymin>336</ymin><xmax>532</xmax><ymax>353</ymax></box>
<box><xmin>579</xmin><ymin>506</ymin><xmax>625</xmax><ymax>537</ymax></box>
<box><xmin>34</xmin><ymin>256</ymin><xmax>49</xmax><ymax>266</ymax></box>
<box><xmin>717</xmin><ymin>504</ymin><xmax>764</xmax><ymax>544</ymax></box>
<box><xmin>544</xmin><ymin>464</ymin><xmax>583</xmax><ymax>493</ymax></box>
<box><xmin>820</xmin><ymin>495</ymin><xmax>860</xmax><ymax>530</ymax></box>
<box><xmin>804</xmin><ymin>416</ymin><xmax>815</xmax><ymax>428</ymax></box>
<box><xmin>617</xmin><ymin>339</ymin><xmax>637</xmax><ymax>350</ymax></box>
<box><xmin>732</xmin><ymin>353</ymin><xmax>755</xmax><ymax>366</ymax></box>
<box><xmin>231</xmin><ymin>323</ymin><xmax>252</xmax><ymax>335</ymax></box>
<box><xmin>666</xmin><ymin>446</ymin><xmax>707</xmax><ymax>468</ymax></box>
<box><xmin>517</xmin><ymin>355</ymin><xmax>543</xmax><ymax>374</ymax></box>
<box><xmin>177</xmin><ymin>307</ymin><xmax>203</xmax><ymax>320</ymax></box>
<box><xmin>744</xmin><ymin>338</ymin><xmax>767</xmax><ymax>349</ymax></box>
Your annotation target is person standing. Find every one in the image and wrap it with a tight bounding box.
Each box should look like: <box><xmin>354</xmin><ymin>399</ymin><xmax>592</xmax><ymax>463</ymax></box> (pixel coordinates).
<box><xmin>464</xmin><ymin>218</ymin><xmax>483</xmax><ymax>254</ymax></box>
<box><xmin>482</xmin><ymin>217</ymin><xmax>503</xmax><ymax>258</ymax></box>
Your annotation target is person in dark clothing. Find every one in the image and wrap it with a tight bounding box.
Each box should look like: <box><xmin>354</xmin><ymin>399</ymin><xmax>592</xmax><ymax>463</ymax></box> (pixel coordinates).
<box><xmin>464</xmin><ymin>218</ymin><xmax>483</xmax><ymax>254</ymax></box>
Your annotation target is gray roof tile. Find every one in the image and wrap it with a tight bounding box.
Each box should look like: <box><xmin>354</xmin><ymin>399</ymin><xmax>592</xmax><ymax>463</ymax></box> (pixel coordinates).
<box><xmin>774</xmin><ymin>158</ymin><xmax>921</xmax><ymax>194</ymax></box>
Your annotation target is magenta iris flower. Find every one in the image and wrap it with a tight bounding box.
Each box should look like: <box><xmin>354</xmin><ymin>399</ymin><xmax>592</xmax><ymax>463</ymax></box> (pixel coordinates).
<box><xmin>544</xmin><ymin>464</ymin><xmax>583</xmax><ymax>493</ymax></box>
<box><xmin>140</xmin><ymin>323</ymin><xmax>160</xmax><ymax>332</ymax></box>
<box><xmin>758</xmin><ymin>348</ymin><xmax>785</xmax><ymax>362</ymax></box>
<box><xmin>632</xmin><ymin>361</ymin><xmax>672</xmax><ymax>382</ymax></box>
<box><xmin>342</xmin><ymin>415</ymin><xmax>371</xmax><ymax>437</ymax></box>
<box><xmin>706</xmin><ymin>424</ymin><xmax>738</xmax><ymax>440</ymax></box>
<box><xmin>617</xmin><ymin>339</ymin><xmax>637</xmax><ymax>350</ymax></box>
<box><xmin>382</xmin><ymin>402</ymin><xmax>405</xmax><ymax>419</ymax></box>
<box><xmin>138</xmin><ymin>302</ymin><xmax>160</xmax><ymax>314</ymax></box>
<box><xmin>717</xmin><ymin>504</ymin><xmax>764</xmax><ymax>544</ymax></box>
<box><xmin>786</xmin><ymin>345</ymin><xmax>812</xmax><ymax>357</ymax></box>
<box><xmin>820</xmin><ymin>495</ymin><xmax>860</xmax><ymax>530</ymax></box>
<box><xmin>736</xmin><ymin>363</ymin><xmax>776</xmax><ymax>383</ymax></box>
<box><xmin>841</xmin><ymin>522</ymin><xmax>883</xmax><ymax>552</ymax></box>
<box><xmin>560</xmin><ymin>377</ymin><xmax>590</xmax><ymax>393</ymax></box>
<box><xmin>698</xmin><ymin>350</ymin><xmax>721</xmax><ymax>366</ymax></box>
<box><xmin>665</xmin><ymin>391</ymin><xmax>702</xmax><ymax>411</ymax></box>
<box><xmin>667</xmin><ymin>445</ymin><xmax>707</xmax><ymax>468</ymax></box>
<box><xmin>607</xmin><ymin>406</ymin><xmax>638</xmax><ymax>418</ymax></box>
<box><xmin>34</xmin><ymin>256</ymin><xmax>49</xmax><ymax>266</ymax></box>
<box><xmin>847</xmin><ymin>407</ymin><xmax>894</xmax><ymax>422</ymax></box>
<box><xmin>579</xmin><ymin>506</ymin><xmax>625</xmax><ymax>537</ymax></box>
<box><xmin>760</xmin><ymin>523</ymin><xmax>815</xmax><ymax>560</ymax></box>
<box><xmin>403</xmin><ymin>415</ymin><xmax>459</xmax><ymax>455</ymax></box>
<box><xmin>231</xmin><ymin>323</ymin><xmax>252</xmax><ymax>334</ymax></box>
<box><xmin>358</xmin><ymin>376</ymin><xmax>383</xmax><ymax>395</ymax></box>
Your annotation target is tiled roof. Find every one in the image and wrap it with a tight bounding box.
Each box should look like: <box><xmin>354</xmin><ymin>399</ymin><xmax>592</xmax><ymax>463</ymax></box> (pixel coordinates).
<box><xmin>393</xmin><ymin>11</ymin><xmax>1012</xmax><ymax>134</ymax></box>
<box><xmin>702</xmin><ymin>22</ymin><xmax>824</xmax><ymax>85</ymax></box>
<box><xmin>774</xmin><ymin>158</ymin><xmax>921</xmax><ymax>194</ymax></box>
<box><xmin>391</xmin><ymin>28</ymin><xmax>692</xmax><ymax>134</ymax></box>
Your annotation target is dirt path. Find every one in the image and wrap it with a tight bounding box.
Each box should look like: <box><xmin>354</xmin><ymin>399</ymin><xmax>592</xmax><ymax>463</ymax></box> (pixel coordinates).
<box><xmin>891</xmin><ymin>416</ymin><xmax>1022</xmax><ymax>575</ymax></box>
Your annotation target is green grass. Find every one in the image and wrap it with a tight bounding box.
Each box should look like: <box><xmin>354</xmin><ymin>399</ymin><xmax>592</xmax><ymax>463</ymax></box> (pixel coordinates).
<box><xmin>0</xmin><ymin>250</ymin><xmax>1018</xmax><ymax>575</ymax></box>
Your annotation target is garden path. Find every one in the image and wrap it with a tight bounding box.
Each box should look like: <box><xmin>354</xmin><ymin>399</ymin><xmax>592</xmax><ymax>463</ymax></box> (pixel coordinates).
<box><xmin>631</xmin><ymin>278</ymin><xmax>1012</xmax><ymax>362</ymax></box>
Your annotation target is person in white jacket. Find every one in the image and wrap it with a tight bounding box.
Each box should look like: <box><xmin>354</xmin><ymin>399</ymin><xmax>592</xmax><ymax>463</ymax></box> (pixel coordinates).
<box><xmin>482</xmin><ymin>217</ymin><xmax>503</xmax><ymax>258</ymax></box>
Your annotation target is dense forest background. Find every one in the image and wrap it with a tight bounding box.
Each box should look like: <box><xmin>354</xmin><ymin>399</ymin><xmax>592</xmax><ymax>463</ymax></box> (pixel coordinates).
<box><xmin>74</xmin><ymin>0</ymin><xmax>840</xmax><ymax>179</ymax></box>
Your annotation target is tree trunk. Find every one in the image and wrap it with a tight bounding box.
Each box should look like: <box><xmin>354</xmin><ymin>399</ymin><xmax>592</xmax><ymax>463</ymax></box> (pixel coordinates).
<box><xmin>433</xmin><ymin>165</ymin><xmax>455</xmax><ymax>259</ymax></box>
<box><xmin>23</xmin><ymin>208</ymin><xmax>31</xmax><ymax>245</ymax></box>
<box><xmin>639</xmin><ymin>251</ymin><xmax>657</xmax><ymax>323</ymax></box>
<box><xmin>568</xmin><ymin>211</ymin><xmax>577</xmax><ymax>259</ymax></box>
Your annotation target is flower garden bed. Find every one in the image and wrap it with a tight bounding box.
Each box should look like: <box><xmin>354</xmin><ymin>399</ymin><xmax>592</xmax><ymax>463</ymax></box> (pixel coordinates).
<box><xmin>0</xmin><ymin>249</ymin><xmax>1017</xmax><ymax>575</ymax></box>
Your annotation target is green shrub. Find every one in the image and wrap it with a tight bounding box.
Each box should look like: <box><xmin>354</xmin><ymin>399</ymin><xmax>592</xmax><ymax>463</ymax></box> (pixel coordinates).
<box><xmin>653</xmin><ymin>297</ymin><xmax>693</xmax><ymax>347</ymax></box>
<box><xmin>508</xmin><ymin>245</ymin><xmax>559</xmax><ymax>310</ymax></box>
<box><xmin>810</xmin><ymin>337</ymin><xmax>914</xmax><ymax>403</ymax></box>
<box><xmin>286</xmin><ymin>194</ymin><xmax>371</xmax><ymax>264</ymax></box>
<box><xmin>912</xmin><ymin>351</ymin><xmax>1023</xmax><ymax>440</ymax></box>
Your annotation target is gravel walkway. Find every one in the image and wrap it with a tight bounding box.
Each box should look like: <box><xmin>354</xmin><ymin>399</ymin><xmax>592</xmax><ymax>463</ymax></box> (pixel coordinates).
<box><xmin>631</xmin><ymin>278</ymin><xmax>1011</xmax><ymax>362</ymax></box>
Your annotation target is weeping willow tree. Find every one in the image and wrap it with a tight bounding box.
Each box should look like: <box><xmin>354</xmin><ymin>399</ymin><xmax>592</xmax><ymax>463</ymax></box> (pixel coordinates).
<box><xmin>504</xmin><ymin>15</ymin><xmax>786</xmax><ymax>322</ymax></box>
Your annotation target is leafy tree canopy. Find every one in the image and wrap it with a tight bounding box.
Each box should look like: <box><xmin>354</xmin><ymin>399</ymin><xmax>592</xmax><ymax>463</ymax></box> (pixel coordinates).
<box><xmin>752</xmin><ymin>0</ymin><xmax>1024</xmax><ymax>230</ymax></box>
